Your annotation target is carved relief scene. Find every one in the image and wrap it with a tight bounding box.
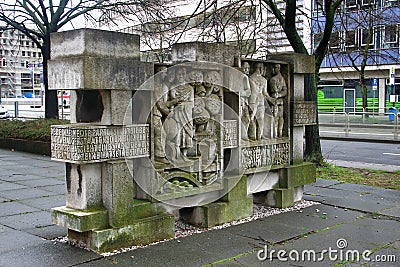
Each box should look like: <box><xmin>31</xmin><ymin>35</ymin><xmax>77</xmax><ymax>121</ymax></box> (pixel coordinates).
<box><xmin>239</xmin><ymin>60</ymin><xmax>289</xmax><ymax>142</ymax></box>
<box><xmin>150</xmin><ymin>65</ymin><xmax>224</xmax><ymax>198</ymax></box>
<box><xmin>237</xmin><ymin>60</ymin><xmax>290</xmax><ymax>172</ymax></box>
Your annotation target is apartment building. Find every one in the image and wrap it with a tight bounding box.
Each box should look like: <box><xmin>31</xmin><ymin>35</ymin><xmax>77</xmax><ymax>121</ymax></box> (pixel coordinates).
<box><xmin>312</xmin><ymin>0</ymin><xmax>400</xmax><ymax>113</ymax></box>
<box><xmin>0</xmin><ymin>27</ymin><xmax>43</xmax><ymax>98</ymax></box>
<box><xmin>101</xmin><ymin>0</ymin><xmax>313</xmax><ymax>61</ymax></box>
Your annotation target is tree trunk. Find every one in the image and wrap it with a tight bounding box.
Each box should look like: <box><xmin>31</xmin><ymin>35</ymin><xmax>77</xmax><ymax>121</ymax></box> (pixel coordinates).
<box><xmin>43</xmin><ymin>34</ymin><xmax>58</xmax><ymax>119</ymax></box>
<box><xmin>304</xmin><ymin>72</ymin><xmax>323</xmax><ymax>164</ymax></box>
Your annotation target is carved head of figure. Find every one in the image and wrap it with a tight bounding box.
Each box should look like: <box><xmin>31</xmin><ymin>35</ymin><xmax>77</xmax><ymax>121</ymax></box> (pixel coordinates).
<box><xmin>167</xmin><ymin>67</ymin><xmax>176</xmax><ymax>84</ymax></box>
<box><xmin>188</xmin><ymin>70</ymin><xmax>203</xmax><ymax>86</ymax></box>
<box><xmin>175</xmin><ymin>67</ymin><xmax>187</xmax><ymax>84</ymax></box>
<box><xmin>254</xmin><ymin>62</ymin><xmax>263</xmax><ymax>74</ymax></box>
<box><xmin>204</xmin><ymin>71</ymin><xmax>221</xmax><ymax>89</ymax></box>
<box><xmin>242</xmin><ymin>62</ymin><xmax>250</xmax><ymax>75</ymax></box>
<box><xmin>156</xmin><ymin>65</ymin><xmax>168</xmax><ymax>81</ymax></box>
<box><xmin>272</xmin><ymin>64</ymin><xmax>281</xmax><ymax>75</ymax></box>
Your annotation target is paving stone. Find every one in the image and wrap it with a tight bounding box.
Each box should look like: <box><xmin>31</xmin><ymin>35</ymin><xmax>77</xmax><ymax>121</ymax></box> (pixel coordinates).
<box><xmin>0</xmin><ymin>241</ymin><xmax>101</xmax><ymax>267</ymax></box>
<box><xmin>0</xmin><ymin>187</ymin><xmax>59</xmax><ymax>201</ymax></box>
<box><xmin>0</xmin><ymin>228</ymin><xmax>48</xmax><ymax>253</ymax></box>
<box><xmin>349</xmin><ymin>217</ymin><xmax>400</xmax><ymax>233</ymax></box>
<box><xmin>15</xmin><ymin>178</ymin><xmax>65</xmax><ymax>188</ymax></box>
<box><xmin>81</xmin><ymin>229</ymin><xmax>255</xmax><ymax>267</ymax></box>
<box><xmin>0</xmin><ymin>201</ymin><xmax>40</xmax><ymax>217</ymax></box>
<box><xmin>304</xmin><ymin>194</ymin><xmax>393</xmax><ymax>214</ymax></box>
<box><xmin>25</xmin><ymin>225</ymin><xmax>68</xmax><ymax>240</ymax></box>
<box><xmin>259</xmin><ymin>205</ymin><xmax>364</xmax><ymax>233</ymax></box>
<box><xmin>328</xmin><ymin>182</ymin><xmax>381</xmax><ymax>192</ymax></box>
<box><xmin>0</xmin><ymin>181</ymin><xmax>27</xmax><ymax>191</ymax></box>
<box><xmin>0</xmin><ymin>173</ymin><xmax>44</xmax><ymax>182</ymax></box>
<box><xmin>38</xmin><ymin>184</ymin><xmax>66</xmax><ymax>195</ymax></box>
<box><xmin>311</xmin><ymin>178</ymin><xmax>343</xmax><ymax>187</ymax></box>
<box><xmin>0</xmin><ymin>211</ymin><xmax>52</xmax><ymax>230</ymax></box>
<box><xmin>20</xmin><ymin>195</ymin><xmax>65</xmax><ymax>211</ymax></box>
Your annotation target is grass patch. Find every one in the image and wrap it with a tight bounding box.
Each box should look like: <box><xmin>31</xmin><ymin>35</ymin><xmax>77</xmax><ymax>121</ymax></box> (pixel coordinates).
<box><xmin>0</xmin><ymin>119</ymin><xmax>68</xmax><ymax>142</ymax></box>
<box><xmin>317</xmin><ymin>164</ymin><xmax>400</xmax><ymax>190</ymax></box>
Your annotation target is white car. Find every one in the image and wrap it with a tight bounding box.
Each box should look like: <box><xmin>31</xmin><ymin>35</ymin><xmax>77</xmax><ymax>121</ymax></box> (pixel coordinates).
<box><xmin>0</xmin><ymin>105</ymin><xmax>10</xmax><ymax>119</ymax></box>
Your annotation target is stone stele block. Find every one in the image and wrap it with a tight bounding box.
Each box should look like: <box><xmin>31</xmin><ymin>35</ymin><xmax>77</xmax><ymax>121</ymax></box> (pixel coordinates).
<box><xmin>279</xmin><ymin>162</ymin><xmax>316</xmax><ymax>189</ymax></box>
<box><xmin>48</xmin><ymin>57</ymin><xmax>154</xmax><ymax>91</ymax></box>
<box><xmin>182</xmin><ymin>176</ymin><xmax>253</xmax><ymax>227</ymax></box>
<box><xmin>102</xmin><ymin>161</ymin><xmax>158</xmax><ymax>228</ymax></box>
<box><xmin>268</xmin><ymin>53</ymin><xmax>315</xmax><ymax>74</ymax></box>
<box><xmin>274</xmin><ymin>188</ymin><xmax>295</xmax><ymax>208</ymax></box>
<box><xmin>65</xmin><ymin>163</ymin><xmax>102</xmax><ymax>210</ymax></box>
<box><xmin>52</xmin><ymin>206</ymin><xmax>108</xmax><ymax>232</ymax></box>
<box><xmin>171</xmin><ymin>42</ymin><xmax>239</xmax><ymax>66</ymax></box>
<box><xmin>50</xmin><ymin>28</ymin><xmax>140</xmax><ymax>59</ymax></box>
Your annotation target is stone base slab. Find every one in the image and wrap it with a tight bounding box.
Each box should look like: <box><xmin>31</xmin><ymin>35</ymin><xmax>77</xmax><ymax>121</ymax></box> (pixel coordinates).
<box><xmin>52</xmin><ymin>206</ymin><xmax>108</xmax><ymax>232</ymax></box>
<box><xmin>68</xmin><ymin>213</ymin><xmax>175</xmax><ymax>253</ymax></box>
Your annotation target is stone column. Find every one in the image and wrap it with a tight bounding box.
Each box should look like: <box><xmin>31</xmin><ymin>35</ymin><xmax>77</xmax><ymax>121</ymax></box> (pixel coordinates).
<box><xmin>266</xmin><ymin>53</ymin><xmax>317</xmax><ymax>207</ymax></box>
<box><xmin>49</xmin><ymin>29</ymin><xmax>174</xmax><ymax>253</ymax></box>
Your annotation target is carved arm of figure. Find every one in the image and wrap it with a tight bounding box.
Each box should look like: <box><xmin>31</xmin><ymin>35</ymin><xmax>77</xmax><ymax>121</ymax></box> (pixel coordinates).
<box><xmin>242</xmin><ymin>76</ymin><xmax>251</xmax><ymax>98</ymax></box>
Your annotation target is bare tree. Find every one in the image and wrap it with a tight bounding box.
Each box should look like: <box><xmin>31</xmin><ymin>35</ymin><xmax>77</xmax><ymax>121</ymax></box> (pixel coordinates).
<box><xmin>0</xmin><ymin>0</ymin><xmax>166</xmax><ymax>118</ymax></box>
<box><xmin>262</xmin><ymin>0</ymin><xmax>344</xmax><ymax>164</ymax></box>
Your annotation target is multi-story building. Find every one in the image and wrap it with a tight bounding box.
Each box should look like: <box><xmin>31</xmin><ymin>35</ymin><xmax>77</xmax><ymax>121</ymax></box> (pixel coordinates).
<box><xmin>312</xmin><ymin>0</ymin><xmax>400</xmax><ymax>113</ymax></box>
<box><xmin>0</xmin><ymin>27</ymin><xmax>43</xmax><ymax>98</ymax></box>
<box><xmin>101</xmin><ymin>0</ymin><xmax>313</xmax><ymax>61</ymax></box>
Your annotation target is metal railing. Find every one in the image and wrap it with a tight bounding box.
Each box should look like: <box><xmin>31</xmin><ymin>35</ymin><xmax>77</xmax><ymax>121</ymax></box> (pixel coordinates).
<box><xmin>319</xmin><ymin>108</ymin><xmax>399</xmax><ymax>141</ymax></box>
<box><xmin>1</xmin><ymin>99</ymin><xmax>70</xmax><ymax>120</ymax></box>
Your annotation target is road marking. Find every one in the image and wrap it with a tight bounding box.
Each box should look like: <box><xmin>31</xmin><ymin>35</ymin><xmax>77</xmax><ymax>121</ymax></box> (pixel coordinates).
<box><xmin>383</xmin><ymin>153</ymin><xmax>400</xmax><ymax>156</ymax></box>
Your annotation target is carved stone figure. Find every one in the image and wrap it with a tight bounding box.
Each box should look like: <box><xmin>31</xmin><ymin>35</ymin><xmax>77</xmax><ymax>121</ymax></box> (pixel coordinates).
<box><xmin>203</xmin><ymin>71</ymin><xmax>222</xmax><ymax>133</ymax></box>
<box><xmin>153</xmin><ymin>66</ymin><xmax>169</xmax><ymax>162</ymax></box>
<box><xmin>164</xmin><ymin>67</ymin><xmax>194</xmax><ymax>163</ymax></box>
<box><xmin>249</xmin><ymin>63</ymin><xmax>274</xmax><ymax>140</ymax></box>
<box><xmin>269</xmin><ymin>64</ymin><xmax>287</xmax><ymax>138</ymax></box>
<box><xmin>240</xmin><ymin>62</ymin><xmax>252</xmax><ymax>141</ymax></box>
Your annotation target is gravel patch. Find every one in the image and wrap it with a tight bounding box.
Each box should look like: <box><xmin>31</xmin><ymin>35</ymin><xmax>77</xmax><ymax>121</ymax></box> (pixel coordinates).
<box><xmin>53</xmin><ymin>200</ymin><xmax>319</xmax><ymax>256</ymax></box>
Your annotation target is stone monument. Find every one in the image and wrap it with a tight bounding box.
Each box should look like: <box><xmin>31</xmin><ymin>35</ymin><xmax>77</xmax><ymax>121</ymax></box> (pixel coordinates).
<box><xmin>49</xmin><ymin>29</ymin><xmax>317</xmax><ymax>253</ymax></box>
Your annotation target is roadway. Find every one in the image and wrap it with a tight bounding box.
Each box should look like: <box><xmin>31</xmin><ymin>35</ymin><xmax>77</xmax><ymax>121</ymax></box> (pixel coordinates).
<box><xmin>321</xmin><ymin>139</ymin><xmax>400</xmax><ymax>166</ymax></box>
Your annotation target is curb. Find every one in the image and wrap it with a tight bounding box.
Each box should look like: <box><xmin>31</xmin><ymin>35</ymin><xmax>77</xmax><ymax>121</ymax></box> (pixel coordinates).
<box><xmin>0</xmin><ymin>138</ymin><xmax>50</xmax><ymax>156</ymax></box>
<box><xmin>320</xmin><ymin>135</ymin><xmax>400</xmax><ymax>144</ymax></box>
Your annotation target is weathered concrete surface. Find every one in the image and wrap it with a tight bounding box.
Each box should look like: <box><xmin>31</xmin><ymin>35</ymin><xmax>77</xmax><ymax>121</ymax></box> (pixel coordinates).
<box><xmin>1</xmin><ymin>149</ymin><xmax>399</xmax><ymax>266</ymax></box>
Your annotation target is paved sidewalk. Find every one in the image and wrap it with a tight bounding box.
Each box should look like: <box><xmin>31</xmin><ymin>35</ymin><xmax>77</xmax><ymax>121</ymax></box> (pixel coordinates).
<box><xmin>320</xmin><ymin>124</ymin><xmax>399</xmax><ymax>143</ymax></box>
<box><xmin>0</xmin><ymin>149</ymin><xmax>399</xmax><ymax>266</ymax></box>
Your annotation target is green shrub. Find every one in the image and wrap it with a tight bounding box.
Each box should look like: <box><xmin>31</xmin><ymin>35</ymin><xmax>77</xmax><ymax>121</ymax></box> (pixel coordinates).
<box><xmin>0</xmin><ymin>119</ymin><xmax>68</xmax><ymax>142</ymax></box>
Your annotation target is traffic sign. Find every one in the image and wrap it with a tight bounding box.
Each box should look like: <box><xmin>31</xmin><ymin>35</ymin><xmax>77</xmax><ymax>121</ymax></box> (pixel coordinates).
<box><xmin>372</xmin><ymin>78</ymin><xmax>378</xmax><ymax>90</ymax></box>
<box><xmin>389</xmin><ymin>67</ymin><xmax>395</xmax><ymax>85</ymax></box>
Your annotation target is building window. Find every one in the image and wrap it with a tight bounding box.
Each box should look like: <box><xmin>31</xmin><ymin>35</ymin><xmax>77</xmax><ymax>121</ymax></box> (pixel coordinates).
<box><xmin>21</xmin><ymin>62</ymin><xmax>25</xmax><ymax>67</ymax></box>
<box><xmin>382</xmin><ymin>25</ymin><xmax>399</xmax><ymax>48</ymax></box>
<box><xmin>382</xmin><ymin>0</ymin><xmax>400</xmax><ymax>7</ymax></box>
<box><xmin>312</xmin><ymin>0</ymin><xmax>325</xmax><ymax>17</ymax></box>
<box><xmin>345</xmin><ymin>29</ymin><xmax>357</xmax><ymax>49</ymax></box>
<box><xmin>22</xmin><ymin>51</ymin><xmax>26</xmax><ymax>56</ymax></box>
<box><xmin>38</xmin><ymin>52</ymin><xmax>42</xmax><ymax>58</ymax></box>
<box><xmin>33</xmin><ymin>52</ymin><xmax>36</xmax><ymax>57</ymax></box>
<box><xmin>330</xmin><ymin>31</ymin><xmax>341</xmax><ymax>52</ymax></box>
<box><xmin>346</xmin><ymin>0</ymin><xmax>358</xmax><ymax>8</ymax></box>
<box><xmin>360</xmin><ymin>28</ymin><xmax>374</xmax><ymax>47</ymax></box>
<box><xmin>361</xmin><ymin>0</ymin><xmax>375</xmax><ymax>6</ymax></box>
<box><xmin>313</xmin><ymin>32</ymin><xmax>323</xmax><ymax>50</ymax></box>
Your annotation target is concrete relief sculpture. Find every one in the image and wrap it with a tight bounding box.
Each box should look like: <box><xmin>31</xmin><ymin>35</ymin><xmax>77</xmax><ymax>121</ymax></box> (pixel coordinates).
<box><xmin>49</xmin><ymin>29</ymin><xmax>316</xmax><ymax>253</ymax></box>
